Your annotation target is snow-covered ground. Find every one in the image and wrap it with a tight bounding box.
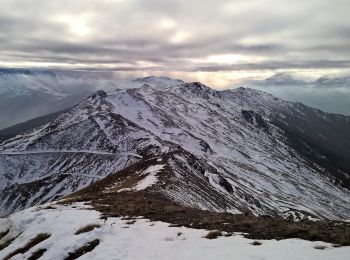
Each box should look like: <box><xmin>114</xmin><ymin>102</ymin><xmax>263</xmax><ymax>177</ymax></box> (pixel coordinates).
<box><xmin>0</xmin><ymin>203</ymin><xmax>349</xmax><ymax>260</ymax></box>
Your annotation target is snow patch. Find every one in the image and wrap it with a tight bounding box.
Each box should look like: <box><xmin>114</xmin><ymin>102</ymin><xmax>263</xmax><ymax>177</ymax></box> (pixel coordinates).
<box><xmin>119</xmin><ymin>164</ymin><xmax>165</xmax><ymax>192</ymax></box>
<box><xmin>0</xmin><ymin>204</ymin><xmax>349</xmax><ymax>260</ymax></box>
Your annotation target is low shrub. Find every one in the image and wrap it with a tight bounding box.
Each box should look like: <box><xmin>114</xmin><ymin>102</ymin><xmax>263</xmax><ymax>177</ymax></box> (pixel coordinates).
<box><xmin>250</xmin><ymin>241</ymin><xmax>262</xmax><ymax>246</ymax></box>
<box><xmin>204</xmin><ymin>230</ymin><xmax>222</xmax><ymax>239</ymax></box>
<box><xmin>74</xmin><ymin>224</ymin><xmax>101</xmax><ymax>235</ymax></box>
<box><xmin>28</xmin><ymin>248</ymin><xmax>47</xmax><ymax>260</ymax></box>
<box><xmin>314</xmin><ymin>245</ymin><xmax>326</xmax><ymax>250</ymax></box>
<box><xmin>64</xmin><ymin>239</ymin><xmax>100</xmax><ymax>260</ymax></box>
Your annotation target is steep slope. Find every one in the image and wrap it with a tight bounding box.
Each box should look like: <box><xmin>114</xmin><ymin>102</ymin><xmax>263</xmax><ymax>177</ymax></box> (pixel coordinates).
<box><xmin>222</xmin><ymin>87</ymin><xmax>350</xmax><ymax>187</ymax></box>
<box><xmin>271</xmin><ymin>103</ymin><xmax>350</xmax><ymax>187</ymax></box>
<box><xmin>0</xmin><ymin>90</ymin><xmax>174</xmax><ymax>216</ymax></box>
<box><xmin>1</xmin><ymin>79</ymin><xmax>349</xmax><ymax>220</ymax></box>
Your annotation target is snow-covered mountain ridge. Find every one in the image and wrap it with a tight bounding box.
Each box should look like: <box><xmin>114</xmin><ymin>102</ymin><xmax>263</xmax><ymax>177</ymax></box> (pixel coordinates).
<box><xmin>1</xmin><ymin>77</ymin><xmax>349</xmax><ymax>220</ymax></box>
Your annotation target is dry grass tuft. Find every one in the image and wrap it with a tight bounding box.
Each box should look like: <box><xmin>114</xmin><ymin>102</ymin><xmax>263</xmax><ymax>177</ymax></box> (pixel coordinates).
<box><xmin>314</xmin><ymin>245</ymin><xmax>326</xmax><ymax>250</ymax></box>
<box><xmin>0</xmin><ymin>236</ymin><xmax>17</xmax><ymax>251</ymax></box>
<box><xmin>64</xmin><ymin>239</ymin><xmax>100</xmax><ymax>260</ymax></box>
<box><xmin>74</xmin><ymin>224</ymin><xmax>101</xmax><ymax>235</ymax></box>
<box><xmin>125</xmin><ymin>220</ymin><xmax>136</xmax><ymax>225</ymax></box>
<box><xmin>250</xmin><ymin>241</ymin><xmax>262</xmax><ymax>246</ymax></box>
<box><xmin>43</xmin><ymin>205</ymin><xmax>56</xmax><ymax>210</ymax></box>
<box><xmin>28</xmin><ymin>248</ymin><xmax>47</xmax><ymax>260</ymax></box>
<box><xmin>204</xmin><ymin>230</ymin><xmax>222</xmax><ymax>239</ymax></box>
<box><xmin>0</xmin><ymin>229</ymin><xmax>10</xmax><ymax>240</ymax></box>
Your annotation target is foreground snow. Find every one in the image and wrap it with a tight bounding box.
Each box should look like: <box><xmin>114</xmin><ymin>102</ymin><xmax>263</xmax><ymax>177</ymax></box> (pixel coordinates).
<box><xmin>0</xmin><ymin>203</ymin><xmax>349</xmax><ymax>260</ymax></box>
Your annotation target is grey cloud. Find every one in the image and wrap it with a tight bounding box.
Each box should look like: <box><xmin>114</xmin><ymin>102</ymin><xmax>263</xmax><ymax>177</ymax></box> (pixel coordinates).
<box><xmin>0</xmin><ymin>0</ymin><xmax>350</xmax><ymax>77</ymax></box>
<box><xmin>195</xmin><ymin>60</ymin><xmax>350</xmax><ymax>72</ymax></box>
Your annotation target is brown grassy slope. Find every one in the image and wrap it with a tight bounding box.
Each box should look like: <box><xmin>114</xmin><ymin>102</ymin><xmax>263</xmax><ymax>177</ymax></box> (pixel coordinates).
<box><xmin>62</xmin><ymin>153</ymin><xmax>350</xmax><ymax>246</ymax></box>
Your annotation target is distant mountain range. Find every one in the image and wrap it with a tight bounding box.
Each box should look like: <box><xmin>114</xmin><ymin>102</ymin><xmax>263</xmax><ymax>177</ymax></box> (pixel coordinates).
<box><xmin>0</xmin><ymin>68</ymin><xmax>121</xmax><ymax>129</ymax></box>
<box><xmin>1</xmin><ymin>68</ymin><xmax>350</xmax><ymax>131</ymax></box>
<box><xmin>241</xmin><ymin>73</ymin><xmax>350</xmax><ymax>88</ymax></box>
<box><xmin>239</xmin><ymin>73</ymin><xmax>350</xmax><ymax>116</ymax></box>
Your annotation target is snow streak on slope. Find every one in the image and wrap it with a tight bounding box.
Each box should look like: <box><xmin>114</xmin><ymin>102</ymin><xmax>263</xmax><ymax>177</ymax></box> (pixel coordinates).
<box><xmin>1</xmin><ymin>77</ymin><xmax>350</xmax><ymax>220</ymax></box>
<box><xmin>0</xmin><ymin>203</ymin><xmax>349</xmax><ymax>260</ymax></box>
<box><xmin>126</xmin><ymin>164</ymin><xmax>165</xmax><ymax>191</ymax></box>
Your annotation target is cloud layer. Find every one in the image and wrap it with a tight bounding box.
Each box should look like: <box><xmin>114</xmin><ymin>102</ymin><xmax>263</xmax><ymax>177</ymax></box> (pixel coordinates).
<box><xmin>1</xmin><ymin>0</ymin><xmax>350</xmax><ymax>86</ymax></box>
<box><xmin>240</xmin><ymin>73</ymin><xmax>350</xmax><ymax>116</ymax></box>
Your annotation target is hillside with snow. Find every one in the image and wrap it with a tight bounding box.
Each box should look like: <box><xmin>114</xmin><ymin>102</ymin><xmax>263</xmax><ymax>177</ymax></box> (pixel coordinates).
<box><xmin>1</xmin><ymin>77</ymin><xmax>349</xmax><ymax>220</ymax></box>
<box><xmin>1</xmin><ymin>76</ymin><xmax>350</xmax><ymax>259</ymax></box>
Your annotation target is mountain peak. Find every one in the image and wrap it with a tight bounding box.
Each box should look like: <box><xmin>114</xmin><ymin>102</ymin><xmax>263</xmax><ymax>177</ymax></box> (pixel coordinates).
<box><xmin>179</xmin><ymin>82</ymin><xmax>222</xmax><ymax>99</ymax></box>
<box><xmin>183</xmin><ymin>81</ymin><xmax>209</xmax><ymax>90</ymax></box>
<box><xmin>264</xmin><ymin>73</ymin><xmax>305</xmax><ymax>85</ymax></box>
<box><xmin>315</xmin><ymin>75</ymin><xmax>350</xmax><ymax>87</ymax></box>
<box><xmin>90</xmin><ymin>90</ymin><xmax>108</xmax><ymax>99</ymax></box>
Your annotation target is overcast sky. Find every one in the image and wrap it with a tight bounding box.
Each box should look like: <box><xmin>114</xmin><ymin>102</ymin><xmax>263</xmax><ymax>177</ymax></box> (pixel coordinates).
<box><xmin>1</xmin><ymin>0</ymin><xmax>350</xmax><ymax>87</ymax></box>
